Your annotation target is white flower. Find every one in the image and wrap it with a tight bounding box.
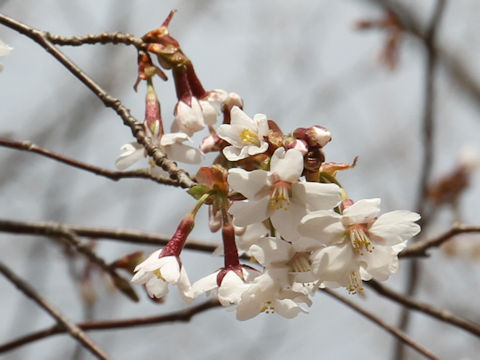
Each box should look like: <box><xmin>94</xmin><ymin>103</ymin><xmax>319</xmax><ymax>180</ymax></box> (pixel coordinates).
<box><xmin>217</xmin><ymin>106</ymin><xmax>269</xmax><ymax>161</ymax></box>
<box><xmin>299</xmin><ymin>198</ymin><xmax>421</xmax><ymax>293</ymax></box>
<box><xmin>131</xmin><ymin>249</ymin><xmax>192</xmax><ymax>302</ymax></box>
<box><xmin>115</xmin><ymin>131</ymin><xmax>203</xmax><ymax>170</ymax></box>
<box><xmin>0</xmin><ymin>39</ymin><xmax>13</xmax><ymax>72</ymax></box>
<box><xmin>228</xmin><ymin>148</ymin><xmax>341</xmax><ymax>241</ymax></box>
<box><xmin>172</xmin><ymin>98</ymin><xmax>206</xmax><ymax>136</ymax></box>
<box><xmin>188</xmin><ymin>266</ymin><xmax>260</xmax><ymax>306</ymax></box>
<box><xmin>234</xmin><ymin>269</ymin><xmax>311</xmax><ymax>321</ymax></box>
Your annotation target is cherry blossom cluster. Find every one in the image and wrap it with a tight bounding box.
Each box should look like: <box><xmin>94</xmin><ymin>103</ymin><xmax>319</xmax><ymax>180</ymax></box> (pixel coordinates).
<box><xmin>119</xmin><ymin>11</ymin><xmax>421</xmax><ymax>320</ymax></box>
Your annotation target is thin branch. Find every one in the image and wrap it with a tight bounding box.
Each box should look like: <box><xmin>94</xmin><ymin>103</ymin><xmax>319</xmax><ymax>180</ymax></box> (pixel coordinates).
<box><xmin>400</xmin><ymin>225</ymin><xmax>480</xmax><ymax>258</ymax></box>
<box><xmin>321</xmin><ymin>288</ymin><xmax>441</xmax><ymax>360</ymax></box>
<box><xmin>0</xmin><ymin>299</ymin><xmax>220</xmax><ymax>355</ymax></box>
<box><xmin>0</xmin><ymin>138</ymin><xmax>181</xmax><ymax>187</ymax></box>
<box><xmin>46</xmin><ymin>32</ymin><xmax>145</xmax><ymax>49</ymax></box>
<box><xmin>0</xmin><ymin>219</ymin><xmax>217</xmax><ymax>252</ymax></box>
<box><xmin>50</xmin><ymin>226</ymin><xmax>139</xmax><ymax>302</ymax></box>
<box><xmin>0</xmin><ymin>261</ymin><xmax>111</xmax><ymax>360</ymax></box>
<box><xmin>0</xmin><ymin>12</ymin><xmax>196</xmax><ymax>189</ymax></box>
<box><xmin>396</xmin><ymin>2</ymin><xmax>447</xmax><ymax>359</ymax></box>
<box><xmin>367</xmin><ymin>280</ymin><xmax>480</xmax><ymax>338</ymax></box>
<box><xmin>365</xmin><ymin>0</ymin><xmax>480</xmax><ymax>110</ymax></box>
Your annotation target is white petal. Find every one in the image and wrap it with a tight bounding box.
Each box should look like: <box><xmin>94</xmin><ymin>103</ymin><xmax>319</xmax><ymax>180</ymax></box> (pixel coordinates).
<box><xmin>158</xmin><ymin>257</ymin><xmax>181</xmax><ymax>283</ymax></box>
<box><xmin>199</xmin><ymin>100</ymin><xmax>218</xmax><ymax>125</ymax></box>
<box><xmin>133</xmin><ymin>249</ymin><xmax>163</xmax><ymax>272</ymax></box>
<box><xmin>292</xmin><ymin>182</ymin><xmax>341</xmax><ymax>211</ymax></box>
<box><xmin>115</xmin><ymin>143</ymin><xmax>144</xmax><ymax>170</ymax></box>
<box><xmin>228</xmin><ymin>168</ymin><xmax>269</xmax><ymax>199</ymax></box>
<box><xmin>299</xmin><ymin>210</ymin><xmax>344</xmax><ymax>245</ymax></box>
<box><xmin>249</xmin><ymin>237</ymin><xmax>292</xmax><ymax>266</ymax></box>
<box><xmin>177</xmin><ymin>266</ymin><xmax>193</xmax><ymax>303</ymax></box>
<box><xmin>230</xmin><ymin>106</ymin><xmax>256</xmax><ymax>129</ymax></box>
<box><xmin>160</xmin><ymin>132</ymin><xmax>190</xmax><ymax>146</ymax></box>
<box><xmin>218</xmin><ymin>272</ymin><xmax>249</xmax><ymax>305</ymax></box>
<box><xmin>270</xmin><ymin>148</ymin><xmax>303</xmax><ymax>182</ymax></box>
<box><xmin>0</xmin><ymin>40</ymin><xmax>13</xmax><ymax>56</ymax></box>
<box><xmin>342</xmin><ymin>198</ymin><xmax>381</xmax><ymax>225</ymax></box>
<box><xmin>253</xmin><ymin>113</ymin><xmax>269</xmax><ymax>138</ymax></box>
<box><xmin>164</xmin><ymin>143</ymin><xmax>203</xmax><ymax>164</ymax></box>
<box><xmin>145</xmin><ymin>277</ymin><xmax>168</xmax><ymax>298</ymax></box>
<box><xmin>273</xmin><ymin>298</ymin><xmax>308</xmax><ymax>318</ymax></box>
<box><xmin>270</xmin><ymin>202</ymin><xmax>306</xmax><ymax>241</ymax></box>
<box><xmin>222</xmin><ymin>145</ymin><xmax>250</xmax><ymax>161</ymax></box>
<box><xmin>229</xmin><ymin>197</ymin><xmax>270</xmax><ymax>227</ymax></box>
<box><xmin>173</xmin><ymin>99</ymin><xmax>205</xmax><ymax>136</ymax></box>
<box><xmin>369</xmin><ymin>210</ymin><xmax>421</xmax><ymax>245</ymax></box>
<box><xmin>190</xmin><ymin>271</ymin><xmax>219</xmax><ymax>298</ymax></box>
<box><xmin>360</xmin><ymin>245</ymin><xmax>399</xmax><ymax>281</ymax></box>
<box><xmin>246</xmin><ymin>142</ymin><xmax>269</xmax><ymax>156</ymax></box>
<box><xmin>216</xmin><ymin>124</ymin><xmax>244</xmax><ymax>148</ymax></box>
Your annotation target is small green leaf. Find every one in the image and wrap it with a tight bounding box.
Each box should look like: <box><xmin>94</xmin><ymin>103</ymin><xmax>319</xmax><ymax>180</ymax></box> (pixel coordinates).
<box><xmin>187</xmin><ymin>184</ymin><xmax>211</xmax><ymax>200</ymax></box>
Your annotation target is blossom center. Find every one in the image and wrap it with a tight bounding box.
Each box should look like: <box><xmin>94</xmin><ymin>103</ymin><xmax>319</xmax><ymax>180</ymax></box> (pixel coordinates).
<box><xmin>347</xmin><ymin>224</ymin><xmax>374</xmax><ymax>255</ymax></box>
<box><xmin>269</xmin><ymin>180</ymin><xmax>292</xmax><ymax>210</ymax></box>
<box><xmin>240</xmin><ymin>128</ymin><xmax>260</xmax><ymax>146</ymax></box>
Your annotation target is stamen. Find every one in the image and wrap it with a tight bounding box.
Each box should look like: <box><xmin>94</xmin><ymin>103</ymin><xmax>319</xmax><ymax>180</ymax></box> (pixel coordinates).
<box><xmin>260</xmin><ymin>300</ymin><xmax>275</xmax><ymax>314</ymax></box>
<box><xmin>347</xmin><ymin>271</ymin><xmax>364</xmax><ymax>295</ymax></box>
<box><xmin>288</xmin><ymin>253</ymin><xmax>312</xmax><ymax>273</ymax></box>
<box><xmin>240</xmin><ymin>128</ymin><xmax>260</xmax><ymax>146</ymax></box>
<box><xmin>347</xmin><ymin>224</ymin><xmax>374</xmax><ymax>255</ymax></box>
<box><xmin>269</xmin><ymin>180</ymin><xmax>292</xmax><ymax>210</ymax></box>
<box><xmin>153</xmin><ymin>269</ymin><xmax>166</xmax><ymax>281</ymax></box>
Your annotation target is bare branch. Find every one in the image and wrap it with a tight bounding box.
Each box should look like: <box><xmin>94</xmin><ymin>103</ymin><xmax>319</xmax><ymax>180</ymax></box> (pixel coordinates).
<box><xmin>321</xmin><ymin>288</ymin><xmax>441</xmax><ymax>360</ymax></box>
<box><xmin>367</xmin><ymin>280</ymin><xmax>480</xmax><ymax>337</ymax></box>
<box><xmin>395</xmin><ymin>1</ymin><xmax>447</xmax><ymax>358</ymax></box>
<box><xmin>0</xmin><ymin>261</ymin><xmax>111</xmax><ymax>360</ymax></box>
<box><xmin>0</xmin><ymin>12</ymin><xmax>196</xmax><ymax>189</ymax></box>
<box><xmin>400</xmin><ymin>225</ymin><xmax>480</xmax><ymax>258</ymax></box>
<box><xmin>0</xmin><ymin>218</ymin><xmax>217</xmax><ymax>252</ymax></box>
<box><xmin>0</xmin><ymin>138</ymin><xmax>182</xmax><ymax>187</ymax></box>
<box><xmin>0</xmin><ymin>298</ymin><xmax>220</xmax><ymax>355</ymax></box>
<box><xmin>46</xmin><ymin>32</ymin><xmax>145</xmax><ymax>49</ymax></box>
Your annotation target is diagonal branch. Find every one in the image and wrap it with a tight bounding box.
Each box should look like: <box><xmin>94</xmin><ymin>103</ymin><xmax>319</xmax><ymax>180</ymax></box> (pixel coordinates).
<box><xmin>400</xmin><ymin>225</ymin><xmax>480</xmax><ymax>258</ymax></box>
<box><xmin>367</xmin><ymin>280</ymin><xmax>480</xmax><ymax>337</ymax></box>
<box><xmin>0</xmin><ymin>138</ymin><xmax>181</xmax><ymax>187</ymax></box>
<box><xmin>0</xmin><ymin>12</ymin><xmax>196</xmax><ymax>189</ymax></box>
<box><xmin>0</xmin><ymin>299</ymin><xmax>220</xmax><ymax>355</ymax></box>
<box><xmin>0</xmin><ymin>261</ymin><xmax>111</xmax><ymax>360</ymax></box>
<box><xmin>321</xmin><ymin>288</ymin><xmax>441</xmax><ymax>360</ymax></box>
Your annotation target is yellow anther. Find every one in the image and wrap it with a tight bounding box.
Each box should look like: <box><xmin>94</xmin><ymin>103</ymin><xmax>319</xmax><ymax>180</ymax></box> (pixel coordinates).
<box><xmin>240</xmin><ymin>128</ymin><xmax>260</xmax><ymax>146</ymax></box>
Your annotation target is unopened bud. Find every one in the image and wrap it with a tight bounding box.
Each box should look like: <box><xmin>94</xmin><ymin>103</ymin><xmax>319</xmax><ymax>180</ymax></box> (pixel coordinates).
<box><xmin>284</xmin><ymin>137</ymin><xmax>308</xmax><ymax>155</ymax></box>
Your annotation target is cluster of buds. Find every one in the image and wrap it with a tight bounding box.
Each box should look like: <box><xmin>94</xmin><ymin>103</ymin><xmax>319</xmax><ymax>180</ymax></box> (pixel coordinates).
<box><xmin>118</xmin><ymin>11</ymin><xmax>421</xmax><ymax>320</ymax></box>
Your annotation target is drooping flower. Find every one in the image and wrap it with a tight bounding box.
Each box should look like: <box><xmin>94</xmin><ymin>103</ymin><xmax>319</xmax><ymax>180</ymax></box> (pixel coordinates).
<box><xmin>217</xmin><ymin>106</ymin><xmax>269</xmax><ymax>161</ymax></box>
<box><xmin>131</xmin><ymin>249</ymin><xmax>192</xmax><ymax>302</ymax></box>
<box><xmin>228</xmin><ymin>148</ymin><xmax>341</xmax><ymax>241</ymax></box>
<box><xmin>299</xmin><ymin>198</ymin><xmax>421</xmax><ymax>293</ymax></box>
<box><xmin>131</xmin><ymin>214</ymin><xmax>195</xmax><ymax>302</ymax></box>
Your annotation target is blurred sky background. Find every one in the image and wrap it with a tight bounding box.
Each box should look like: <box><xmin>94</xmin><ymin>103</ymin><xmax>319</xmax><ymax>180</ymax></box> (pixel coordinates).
<box><xmin>0</xmin><ymin>0</ymin><xmax>479</xmax><ymax>359</ymax></box>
